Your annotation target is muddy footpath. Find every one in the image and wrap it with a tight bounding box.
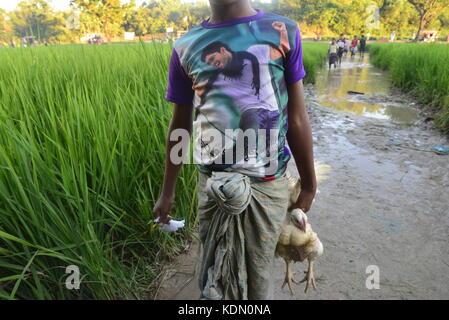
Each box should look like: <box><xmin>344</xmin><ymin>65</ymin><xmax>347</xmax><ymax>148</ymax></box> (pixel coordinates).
<box><xmin>155</xmin><ymin>56</ymin><xmax>449</xmax><ymax>300</ymax></box>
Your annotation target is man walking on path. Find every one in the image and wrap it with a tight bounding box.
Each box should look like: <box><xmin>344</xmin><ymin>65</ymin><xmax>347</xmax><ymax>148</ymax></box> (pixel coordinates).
<box><xmin>351</xmin><ymin>35</ymin><xmax>358</xmax><ymax>57</ymax></box>
<box><xmin>336</xmin><ymin>34</ymin><xmax>345</xmax><ymax>65</ymax></box>
<box><xmin>390</xmin><ymin>31</ymin><xmax>396</xmax><ymax>42</ymax></box>
<box><xmin>359</xmin><ymin>35</ymin><xmax>367</xmax><ymax>58</ymax></box>
<box><xmin>329</xmin><ymin>38</ymin><xmax>338</xmax><ymax>69</ymax></box>
<box><xmin>153</xmin><ymin>0</ymin><xmax>317</xmax><ymax>300</ymax></box>
<box><xmin>344</xmin><ymin>37</ymin><xmax>351</xmax><ymax>56</ymax></box>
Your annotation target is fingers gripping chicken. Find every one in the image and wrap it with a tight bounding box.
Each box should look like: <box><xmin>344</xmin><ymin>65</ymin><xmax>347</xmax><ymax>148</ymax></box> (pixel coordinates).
<box><xmin>275</xmin><ymin>162</ymin><xmax>330</xmax><ymax>294</ymax></box>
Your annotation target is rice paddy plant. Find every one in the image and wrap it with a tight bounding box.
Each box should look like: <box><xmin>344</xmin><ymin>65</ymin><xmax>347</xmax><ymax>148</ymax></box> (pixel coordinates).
<box><xmin>0</xmin><ymin>42</ymin><xmax>199</xmax><ymax>299</ymax></box>
<box><xmin>0</xmin><ymin>40</ymin><xmax>327</xmax><ymax>300</ymax></box>
<box><xmin>302</xmin><ymin>42</ymin><xmax>328</xmax><ymax>84</ymax></box>
<box><xmin>369</xmin><ymin>42</ymin><xmax>449</xmax><ymax>133</ymax></box>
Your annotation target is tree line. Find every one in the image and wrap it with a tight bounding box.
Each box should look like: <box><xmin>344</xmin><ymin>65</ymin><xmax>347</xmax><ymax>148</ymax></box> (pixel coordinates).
<box><xmin>1</xmin><ymin>0</ymin><xmax>448</xmax><ymax>44</ymax></box>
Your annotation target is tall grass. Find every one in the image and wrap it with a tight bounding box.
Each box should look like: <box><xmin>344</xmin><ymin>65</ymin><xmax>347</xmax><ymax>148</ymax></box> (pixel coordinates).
<box><xmin>369</xmin><ymin>43</ymin><xmax>449</xmax><ymax>132</ymax></box>
<box><xmin>302</xmin><ymin>42</ymin><xmax>328</xmax><ymax>84</ymax></box>
<box><xmin>0</xmin><ymin>41</ymin><xmax>327</xmax><ymax>300</ymax></box>
<box><xmin>0</xmin><ymin>43</ymin><xmax>198</xmax><ymax>299</ymax></box>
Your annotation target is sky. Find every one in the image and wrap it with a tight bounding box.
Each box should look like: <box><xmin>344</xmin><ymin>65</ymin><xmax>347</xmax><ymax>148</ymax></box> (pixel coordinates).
<box><xmin>0</xmin><ymin>0</ymin><xmax>150</xmax><ymax>12</ymax></box>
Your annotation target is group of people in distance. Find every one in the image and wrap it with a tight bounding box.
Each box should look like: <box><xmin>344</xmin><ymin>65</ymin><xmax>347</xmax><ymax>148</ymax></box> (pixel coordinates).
<box><xmin>328</xmin><ymin>34</ymin><xmax>367</xmax><ymax>69</ymax></box>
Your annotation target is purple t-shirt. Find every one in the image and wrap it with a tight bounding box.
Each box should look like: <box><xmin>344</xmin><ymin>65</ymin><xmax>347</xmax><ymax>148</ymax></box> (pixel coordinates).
<box><xmin>165</xmin><ymin>10</ymin><xmax>306</xmax><ymax>181</ymax></box>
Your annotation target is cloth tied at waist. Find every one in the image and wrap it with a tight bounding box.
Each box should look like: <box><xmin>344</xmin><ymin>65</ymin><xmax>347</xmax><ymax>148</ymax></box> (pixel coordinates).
<box><xmin>197</xmin><ymin>170</ymin><xmax>288</xmax><ymax>300</ymax></box>
<box><xmin>199</xmin><ymin>171</ymin><xmax>252</xmax><ymax>300</ymax></box>
<box><xmin>206</xmin><ymin>171</ymin><xmax>252</xmax><ymax>216</ymax></box>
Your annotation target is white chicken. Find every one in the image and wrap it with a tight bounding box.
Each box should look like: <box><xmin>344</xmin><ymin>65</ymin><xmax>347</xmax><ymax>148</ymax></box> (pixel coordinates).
<box><xmin>275</xmin><ymin>162</ymin><xmax>330</xmax><ymax>294</ymax></box>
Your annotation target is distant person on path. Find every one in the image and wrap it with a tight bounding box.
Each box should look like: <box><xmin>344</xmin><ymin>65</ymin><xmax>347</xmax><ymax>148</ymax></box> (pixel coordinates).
<box><xmin>390</xmin><ymin>31</ymin><xmax>396</xmax><ymax>42</ymax></box>
<box><xmin>337</xmin><ymin>34</ymin><xmax>345</xmax><ymax>65</ymax></box>
<box><xmin>328</xmin><ymin>38</ymin><xmax>338</xmax><ymax>69</ymax></box>
<box><xmin>344</xmin><ymin>38</ymin><xmax>351</xmax><ymax>56</ymax></box>
<box><xmin>351</xmin><ymin>36</ymin><xmax>358</xmax><ymax>57</ymax></box>
<box><xmin>359</xmin><ymin>35</ymin><xmax>367</xmax><ymax>58</ymax></box>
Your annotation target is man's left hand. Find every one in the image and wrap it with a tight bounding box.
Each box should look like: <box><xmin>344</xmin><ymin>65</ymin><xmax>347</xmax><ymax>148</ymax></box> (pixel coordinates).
<box><xmin>292</xmin><ymin>188</ymin><xmax>316</xmax><ymax>213</ymax></box>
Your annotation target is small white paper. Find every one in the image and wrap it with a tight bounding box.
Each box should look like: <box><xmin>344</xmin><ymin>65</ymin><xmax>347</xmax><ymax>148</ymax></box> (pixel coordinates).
<box><xmin>154</xmin><ymin>217</ymin><xmax>185</xmax><ymax>233</ymax></box>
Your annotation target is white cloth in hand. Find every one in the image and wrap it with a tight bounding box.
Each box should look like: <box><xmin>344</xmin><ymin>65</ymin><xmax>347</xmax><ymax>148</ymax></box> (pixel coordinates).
<box><xmin>154</xmin><ymin>217</ymin><xmax>185</xmax><ymax>233</ymax></box>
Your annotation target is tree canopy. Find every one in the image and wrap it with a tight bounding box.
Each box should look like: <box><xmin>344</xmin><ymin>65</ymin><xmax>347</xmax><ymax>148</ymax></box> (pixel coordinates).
<box><xmin>406</xmin><ymin>0</ymin><xmax>449</xmax><ymax>40</ymax></box>
<box><xmin>1</xmin><ymin>0</ymin><xmax>449</xmax><ymax>44</ymax></box>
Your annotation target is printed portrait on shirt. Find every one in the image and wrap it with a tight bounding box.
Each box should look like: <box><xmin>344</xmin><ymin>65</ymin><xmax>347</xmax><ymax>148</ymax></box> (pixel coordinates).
<box><xmin>195</xmin><ymin>21</ymin><xmax>291</xmax><ymax>113</ymax></box>
<box><xmin>165</xmin><ymin>12</ymin><xmax>306</xmax><ymax>179</ymax></box>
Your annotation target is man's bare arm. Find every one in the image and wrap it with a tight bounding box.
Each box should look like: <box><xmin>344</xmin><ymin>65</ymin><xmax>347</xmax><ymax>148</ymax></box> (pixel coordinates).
<box><xmin>153</xmin><ymin>103</ymin><xmax>193</xmax><ymax>224</ymax></box>
<box><xmin>286</xmin><ymin>80</ymin><xmax>317</xmax><ymax>213</ymax></box>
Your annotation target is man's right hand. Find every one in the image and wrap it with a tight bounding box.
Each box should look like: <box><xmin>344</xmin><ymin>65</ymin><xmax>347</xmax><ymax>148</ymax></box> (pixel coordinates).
<box><xmin>152</xmin><ymin>194</ymin><xmax>175</xmax><ymax>225</ymax></box>
<box><xmin>153</xmin><ymin>103</ymin><xmax>193</xmax><ymax>226</ymax></box>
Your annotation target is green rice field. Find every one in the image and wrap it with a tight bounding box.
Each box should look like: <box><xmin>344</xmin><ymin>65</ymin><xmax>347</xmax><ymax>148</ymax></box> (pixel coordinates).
<box><xmin>0</xmin><ymin>42</ymin><xmax>327</xmax><ymax>299</ymax></box>
<box><xmin>369</xmin><ymin>43</ymin><xmax>449</xmax><ymax>133</ymax></box>
<box><xmin>302</xmin><ymin>42</ymin><xmax>328</xmax><ymax>84</ymax></box>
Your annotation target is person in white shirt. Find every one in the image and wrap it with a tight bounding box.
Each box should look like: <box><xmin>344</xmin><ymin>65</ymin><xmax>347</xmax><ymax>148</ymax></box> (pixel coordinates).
<box><xmin>336</xmin><ymin>34</ymin><xmax>345</xmax><ymax>66</ymax></box>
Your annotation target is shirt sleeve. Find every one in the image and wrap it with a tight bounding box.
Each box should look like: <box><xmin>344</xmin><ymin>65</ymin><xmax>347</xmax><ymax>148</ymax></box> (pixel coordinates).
<box><xmin>284</xmin><ymin>27</ymin><xmax>306</xmax><ymax>84</ymax></box>
<box><xmin>165</xmin><ymin>47</ymin><xmax>195</xmax><ymax>106</ymax></box>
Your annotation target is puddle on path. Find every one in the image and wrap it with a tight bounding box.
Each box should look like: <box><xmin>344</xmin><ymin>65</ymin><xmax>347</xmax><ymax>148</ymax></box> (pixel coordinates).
<box><xmin>315</xmin><ymin>55</ymin><xmax>419</xmax><ymax>124</ymax></box>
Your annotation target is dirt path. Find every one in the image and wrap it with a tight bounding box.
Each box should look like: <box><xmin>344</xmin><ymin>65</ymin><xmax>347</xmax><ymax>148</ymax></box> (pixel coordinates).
<box><xmin>155</xmin><ymin>56</ymin><xmax>449</xmax><ymax>300</ymax></box>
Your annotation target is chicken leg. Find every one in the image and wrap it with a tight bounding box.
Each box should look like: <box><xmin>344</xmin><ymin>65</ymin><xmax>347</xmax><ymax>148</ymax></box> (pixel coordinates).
<box><xmin>281</xmin><ymin>259</ymin><xmax>299</xmax><ymax>294</ymax></box>
<box><xmin>300</xmin><ymin>259</ymin><xmax>317</xmax><ymax>293</ymax></box>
